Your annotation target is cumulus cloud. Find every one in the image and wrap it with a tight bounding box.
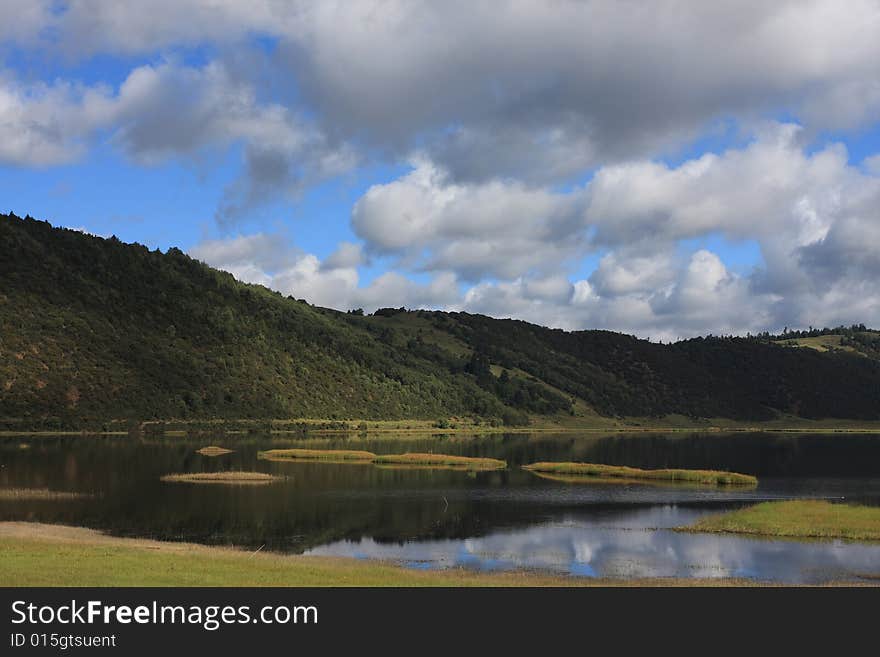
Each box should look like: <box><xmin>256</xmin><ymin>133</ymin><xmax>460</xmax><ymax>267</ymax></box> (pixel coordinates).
<box><xmin>190</xmin><ymin>233</ymin><xmax>458</xmax><ymax>312</ymax></box>
<box><xmin>0</xmin><ymin>73</ymin><xmax>115</xmax><ymax>166</ymax></box>
<box><xmin>190</xmin><ymin>120</ymin><xmax>880</xmax><ymax>339</ymax></box>
<box><xmin>10</xmin><ymin>2</ymin><xmax>880</xmax><ymax>178</ymax></box>
<box><xmin>347</xmin><ymin>124</ymin><xmax>880</xmax><ymax>338</ymax></box>
<box><xmin>352</xmin><ymin>158</ymin><xmax>588</xmax><ymax>280</ymax></box>
<box><xmin>0</xmin><ymin>60</ymin><xmax>355</xmax><ymax>223</ymax></box>
<box><xmin>273</xmin><ymin>1</ymin><xmax>880</xmax><ymax>180</ymax></box>
<box><xmin>5</xmin><ymin>2</ymin><xmax>880</xmax><ymax>337</ymax></box>
<box><xmin>322</xmin><ymin>242</ymin><xmax>364</xmax><ymax>270</ymax></box>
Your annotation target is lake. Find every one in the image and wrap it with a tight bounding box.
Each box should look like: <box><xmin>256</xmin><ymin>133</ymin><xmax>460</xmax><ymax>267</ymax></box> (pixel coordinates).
<box><xmin>3</xmin><ymin>431</ymin><xmax>880</xmax><ymax>583</ymax></box>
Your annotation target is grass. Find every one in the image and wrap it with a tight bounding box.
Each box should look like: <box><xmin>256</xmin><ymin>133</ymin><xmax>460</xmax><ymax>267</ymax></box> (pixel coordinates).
<box><xmin>8</xmin><ymin>414</ymin><xmax>880</xmax><ymax>437</ymax></box>
<box><xmin>683</xmin><ymin>500</ymin><xmax>880</xmax><ymax>542</ymax></box>
<box><xmin>0</xmin><ymin>488</ymin><xmax>91</xmax><ymax>501</ymax></box>
<box><xmin>258</xmin><ymin>448</ymin><xmax>377</xmax><ymax>461</ymax></box>
<box><xmin>160</xmin><ymin>472</ymin><xmax>282</xmax><ymax>485</ymax></box>
<box><xmin>196</xmin><ymin>446</ymin><xmax>233</xmax><ymax>456</ymax></box>
<box><xmin>526</xmin><ymin>471</ymin><xmax>712</xmax><ymax>489</ymax></box>
<box><xmin>523</xmin><ymin>462</ymin><xmax>757</xmax><ymax>486</ymax></box>
<box><xmin>0</xmin><ymin>522</ymin><xmax>766</xmax><ymax>587</ymax></box>
<box><xmin>259</xmin><ymin>448</ymin><xmax>506</xmax><ymax>471</ymax></box>
<box><xmin>371</xmin><ymin>453</ymin><xmax>506</xmax><ymax>471</ymax></box>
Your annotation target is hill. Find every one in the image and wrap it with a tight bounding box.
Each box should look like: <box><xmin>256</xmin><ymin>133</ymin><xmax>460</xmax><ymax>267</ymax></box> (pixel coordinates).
<box><xmin>2</xmin><ymin>212</ymin><xmax>880</xmax><ymax>430</ymax></box>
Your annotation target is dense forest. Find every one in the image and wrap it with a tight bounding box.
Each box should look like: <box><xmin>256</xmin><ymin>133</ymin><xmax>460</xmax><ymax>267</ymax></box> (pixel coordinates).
<box><xmin>2</xmin><ymin>213</ymin><xmax>879</xmax><ymax>430</ymax></box>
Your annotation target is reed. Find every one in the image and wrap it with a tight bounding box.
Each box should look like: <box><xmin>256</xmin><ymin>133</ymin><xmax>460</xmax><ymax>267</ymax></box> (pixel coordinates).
<box><xmin>0</xmin><ymin>488</ymin><xmax>91</xmax><ymax>500</ymax></box>
<box><xmin>258</xmin><ymin>448</ymin><xmax>376</xmax><ymax>461</ymax></box>
<box><xmin>160</xmin><ymin>472</ymin><xmax>281</xmax><ymax>485</ymax></box>
<box><xmin>372</xmin><ymin>453</ymin><xmax>506</xmax><ymax>471</ymax></box>
<box><xmin>196</xmin><ymin>446</ymin><xmax>234</xmax><ymax>456</ymax></box>
<box><xmin>523</xmin><ymin>462</ymin><xmax>757</xmax><ymax>486</ymax></box>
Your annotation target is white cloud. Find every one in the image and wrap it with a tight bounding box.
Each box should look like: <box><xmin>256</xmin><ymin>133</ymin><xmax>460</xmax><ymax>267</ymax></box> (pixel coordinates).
<box><xmin>343</xmin><ymin>124</ymin><xmax>880</xmax><ymax>338</ymax></box>
<box><xmin>322</xmin><ymin>242</ymin><xmax>364</xmax><ymax>270</ymax></box>
<box><xmin>11</xmin><ymin>2</ymin><xmax>880</xmax><ymax>179</ymax></box>
<box><xmin>0</xmin><ymin>73</ymin><xmax>115</xmax><ymax>166</ymax></box>
<box><xmin>6</xmin><ymin>2</ymin><xmax>880</xmax><ymax>337</ymax></box>
<box><xmin>352</xmin><ymin>158</ymin><xmax>587</xmax><ymax>279</ymax></box>
<box><xmin>0</xmin><ymin>60</ymin><xmax>356</xmax><ymax>224</ymax></box>
<box><xmin>189</xmin><ymin>233</ymin><xmax>458</xmax><ymax>313</ymax></box>
<box><xmin>273</xmin><ymin>1</ymin><xmax>880</xmax><ymax>180</ymax></box>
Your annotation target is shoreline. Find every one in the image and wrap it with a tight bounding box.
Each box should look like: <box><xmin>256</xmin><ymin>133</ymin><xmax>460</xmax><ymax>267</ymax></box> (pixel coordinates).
<box><xmin>0</xmin><ymin>521</ymin><xmax>826</xmax><ymax>588</ymax></box>
<box><xmin>6</xmin><ymin>425</ymin><xmax>880</xmax><ymax>438</ymax></box>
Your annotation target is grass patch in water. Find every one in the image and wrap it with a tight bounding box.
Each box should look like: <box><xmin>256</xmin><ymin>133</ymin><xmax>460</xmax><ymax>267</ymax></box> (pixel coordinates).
<box><xmin>526</xmin><ymin>470</ymin><xmax>714</xmax><ymax>489</ymax></box>
<box><xmin>258</xmin><ymin>448</ymin><xmax>377</xmax><ymax>462</ymax></box>
<box><xmin>196</xmin><ymin>446</ymin><xmax>234</xmax><ymax>456</ymax></box>
<box><xmin>682</xmin><ymin>500</ymin><xmax>880</xmax><ymax>541</ymax></box>
<box><xmin>0</xmin><ymin>488</ymin><xmax>91</xmax><ymax>501</ymax></box>
<box><xmin>372</xmin><ymin>453</ymin><xmax>506</xmax><ymax>471</ymax></box>
<box><xmin>160</xmin><ymin>472</ymin><xmax>281</xmax><ymax>485</ymax></box>
<box><xmin>259</xmin><ymin>449</ymin><xmax>505</xmax><ymax>471</ymax></box>
<box><xmin>523</xmin><ymin>461</ymin><xmax>757</xmax><ymax>486</ymax></box>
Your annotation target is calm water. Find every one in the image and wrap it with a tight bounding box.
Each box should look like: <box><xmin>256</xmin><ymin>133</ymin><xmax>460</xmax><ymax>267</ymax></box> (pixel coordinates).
<box><xmin>2</xmin><ymin>432</ymin><xmax>880</xmax><ymax>583</ymax></box>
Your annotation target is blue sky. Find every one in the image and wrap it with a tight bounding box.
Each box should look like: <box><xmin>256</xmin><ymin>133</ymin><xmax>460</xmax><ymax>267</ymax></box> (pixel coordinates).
<box><xmin>2</xmin><ymin>2</ymin><xmax>880</xmax><ymax>339</ymax></box>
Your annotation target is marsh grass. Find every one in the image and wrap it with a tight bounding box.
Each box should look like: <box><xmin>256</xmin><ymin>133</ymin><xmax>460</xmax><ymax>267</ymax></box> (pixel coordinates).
<box><xmin>523</xmin><ymin>462</ymin><xmax>757</xmax><ymax>486</ymax></box>
<box><xmin>371</xmin><ymin>453</ymin><xmax>506</xmax><ymax>471</ymax></box>
<box><xmin>258</xmin><ymin>448</ymin><xmax>377</xmax><ymax>461</ymax></box>
<box><xmin>374</xmin><ymin>463</ymin><xmax>492</xmax><ymax>472</ymax></box>
<box><xmin>0</xmin><ymin>488</ymin><xmax>91</xmax><ymax>501</ymax></box>
<box><xmin>196</xmin><ymin>446</ymin><xmax>234</xmax><ymax>456</ymax></box>
<box><xmin>683</xmin><ymin>500</ymin><xmax>880</xmax><ymax>541</ymax></box>
<box><xmin>526</xmin><ymin>470</ymin><xmax>711</xmax><ymax>489</ymax></box>
<box><xmin>160</xmin><ymin>472</ymin><xmax>281</xmax><ymax>485</ymax></box>
<box><xmin>259</xmin><ymin>449</ymin><xmax>506</xmax><ymax>471</ymax></box>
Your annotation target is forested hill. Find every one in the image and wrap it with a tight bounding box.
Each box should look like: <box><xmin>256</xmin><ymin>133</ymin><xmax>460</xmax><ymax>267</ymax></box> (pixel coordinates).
<box><xmin>2</xmin><ymin>212</ymin><xmax>880</xmax><ymax>430</ymax></box>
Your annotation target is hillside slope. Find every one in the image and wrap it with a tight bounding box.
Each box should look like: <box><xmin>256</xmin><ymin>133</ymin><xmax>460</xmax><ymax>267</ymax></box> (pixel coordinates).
<box><xmin>2</xmin><ymin>213</ymin><xmax>879</xmax><ymax>429</ymax></box>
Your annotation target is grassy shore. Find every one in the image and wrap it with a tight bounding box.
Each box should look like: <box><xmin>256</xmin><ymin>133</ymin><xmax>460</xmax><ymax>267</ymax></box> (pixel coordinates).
<box><xmin>8</xmin><ymin>413</ymin><xmax>880</xmax><ymax>438</ymax></box>
<box><xmin>160</xmin><ymin>472</ymin><xmax>282</xmax><ymax>485</ymax></box>
<box><xmin>0</xmin><ymin>522</ymin><xmax>768</xmax><ymax>587</ymax></box>
<box><xmin>683</xmin><ymin>500</ymin><xmax>880</xmax><ymax>541</ymax></box>
<box><xmin>523</xmin><ymin>462</ymin><xmax>757</xmax><ymax>486</ymax></box>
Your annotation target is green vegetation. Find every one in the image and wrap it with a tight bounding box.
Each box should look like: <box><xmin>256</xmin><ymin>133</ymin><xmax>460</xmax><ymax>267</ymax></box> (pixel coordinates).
<box><xmin>523</xmin><ymin>462</ymin><xmax>757</xmax><ymax>486</ymax></box>
<box><xmin>683</xmin><ymin>500</ymin><xmax>880</xmax><ymax>541</ymax></box>
<box><xmin>259</xmin><ymin>448</ymin><xmax>505</xmax><ymax>470</ymax></box>
<box><xmin>525</xmin><ymin>471</ymin><xmax>718</xmax><ymax>488</ymax></box>
<box><xmin>159</xmin><ymin>472</ymin><xmax>281</xmax><ymax>484</ymax></box>
<box><xmin>3</xmin><ymin>212</ymin><xmax>880</xmax><ymax>431</ymax></box>
<box><xmin>770</xmin><ymin>325</ymin><xmax>880</xmax><ymax>359</ymax></box>
<box><xmin>258</xmin><ymin>448</ymin><xmax>377</xmax><ymax>461</ymax></box>
<box><xmin>0</xmin><ymin>523</ymin><xmax>756</xmax><ymax>587</ymax></box>
<box><xmin>372</xmin><ymin>453</ymin><xmax>506</xmax><ymax>470</ymax></box>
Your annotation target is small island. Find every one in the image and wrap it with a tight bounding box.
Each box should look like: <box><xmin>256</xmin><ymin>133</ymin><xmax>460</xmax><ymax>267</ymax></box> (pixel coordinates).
<box><xmin>196</xmin><ymin>446</ymin><xmax>234</xmax><ymax>456</ymax></box>
<box><xmin>160</xmin><ymin>472</ymin><xmax>282</xmax><ymax>485</ymax></box>
<box><xmin>258</xmin><ymin>448</ymin><xmax>377</xmax><ymax>462</ymax></box>
<box><xmin>681</xmin><ymin>500</ymin><xmax>880</xmax><ymax>541</ymax></box>
<box><xmin>372</xmin><ymin>453</ymin><xmax>506</xmax><ymax>471</ymax></box>
<box><xmin>523</xmin><ymin>462</ymin><xmax>757</xmax><ymax>486</ymax></box>
<box><xmin>259</xmin><ymin>449</ymin><xmax>506</xmax><ymax>471</ymax></box>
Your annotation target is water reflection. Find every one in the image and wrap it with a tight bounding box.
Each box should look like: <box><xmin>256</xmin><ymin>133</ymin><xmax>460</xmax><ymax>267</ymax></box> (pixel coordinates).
<box><xmin>308</xmin><ymin>506</ymin><xmax>880</xmax><ymax>583</ymax></box>
<box><xmin>2</xmin><ymin>431</ymin><xmax>880</xmax><ymax>583</ymax></box>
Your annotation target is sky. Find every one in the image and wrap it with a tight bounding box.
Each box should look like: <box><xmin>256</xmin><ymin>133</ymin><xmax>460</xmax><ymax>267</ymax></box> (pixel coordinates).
<box><xmin>2</xmin><ymin>1</ymin><xmax>880</xmax><ymax>341</ymax></box>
